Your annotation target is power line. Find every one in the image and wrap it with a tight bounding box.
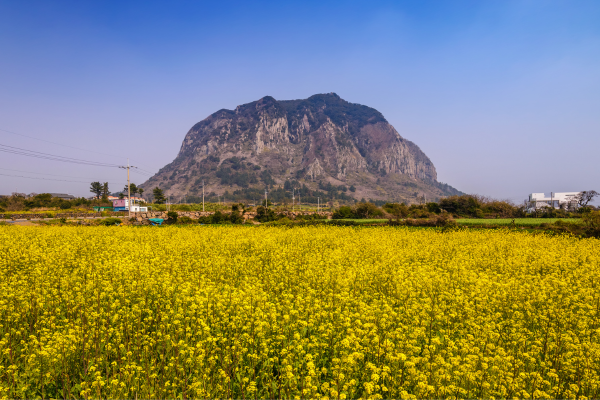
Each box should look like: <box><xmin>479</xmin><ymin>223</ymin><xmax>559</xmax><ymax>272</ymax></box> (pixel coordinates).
<box><xmin>0</xmin><ymin>143</ymin><xmax>121</xmax><ymax>167</ymax></box>
<box><xmin>0</xmin><ymin>166</ymin><xmax>120</xmax><ymax>180</ymax></box>
<box><xmin>0</xmin><ymin>172</ymin><xmax>126</xmax><ymax>185</ymax></box>
<box><xmin>0</xmin><ymin>127</ymin><xmax>156</xmax><ymax>172</ymax></box>
<box><xmin>131</xmin><ymin>169</ymin><xmax>153</xmax><ymax>177</ymax></box>
<box><xmin>135</xmin><ymin>167</ymin><xmax>155</xmax><ymax>175</ymax></box>
<box><xmin>0</xmin><ymin>127</ymin><xmax>126</xmax><ymax>159</ymax></box>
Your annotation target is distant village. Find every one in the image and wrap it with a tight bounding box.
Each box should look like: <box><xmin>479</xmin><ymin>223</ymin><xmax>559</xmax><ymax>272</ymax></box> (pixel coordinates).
<box><xmin>1</xmin><ymin>190</ymin><xmax>596</xmax><ymax>214</ymax></box>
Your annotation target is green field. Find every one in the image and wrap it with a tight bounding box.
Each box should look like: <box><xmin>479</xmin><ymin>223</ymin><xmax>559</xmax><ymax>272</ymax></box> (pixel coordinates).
<box><xmin>334</xmin><ymin>218</ymin><xmax>583</xmax><ymax>226</ymax></box>
<box><xmin>335</xmin><ymin>218</ymin><xmax>388</xmax><ymax>223</ymax></box>
<box><xmin>457</xmin><ymin>218</ymin><xmax>581</xmax><ymax>226</ymax></box>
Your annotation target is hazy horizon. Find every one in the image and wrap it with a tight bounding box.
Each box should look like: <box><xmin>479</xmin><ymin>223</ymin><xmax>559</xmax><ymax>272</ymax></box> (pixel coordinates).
<box><xmin>1</xmin><ymin>0</ymin><xmax>599</xmax><ymax>204</ymax></box>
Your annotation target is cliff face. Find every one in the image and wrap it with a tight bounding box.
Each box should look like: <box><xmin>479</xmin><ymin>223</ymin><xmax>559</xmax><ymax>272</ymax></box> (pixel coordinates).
<box><xmin>141</xmin><ymin>93</ymin><xmax>461</xmax><ymax>203</ymax></box>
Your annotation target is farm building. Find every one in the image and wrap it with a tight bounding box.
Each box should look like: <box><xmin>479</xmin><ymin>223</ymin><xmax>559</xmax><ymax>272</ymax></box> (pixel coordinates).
<box><xmin>112</xmin><ymin>198</ymin><xmax>148</xmax><ymax>212</ymax></box>
<box><xmin>528</xmin><ymin>192</ymin><xmax>580</xmax><ymax>211</ymax></box>
<box><xmin>92</xmin><ymin>206</ymin><xmax>113</xmax><ymax>212</ymax></box>
<box><xmin>107</xmin><ymin>195</ymin><xmax>144</xmax><ymax>202</ymax></box>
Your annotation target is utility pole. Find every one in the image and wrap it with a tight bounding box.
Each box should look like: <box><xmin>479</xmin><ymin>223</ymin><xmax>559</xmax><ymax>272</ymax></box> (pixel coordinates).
<box><xmin>202</xmin><ymin>180</ymin><xmax>205</xmax><ymax>212</ymax></box>
<box><xmin>318</xmin><ymin>197</ymin><xmax>320</xmax><ymax>212</ymax></box>
<box><xmin>265</xmin><ymin>189</ymin><xmax>268</xmax><ymax>208</ymax></box>
<box><xmin>119</xmin><ymin>159</ymin><xmax>137</xmax><ymax>218</ymax></box>
<box><xmin>292</xmin><ymin>188</ymin><xmax>295</xmax><ymax>211</ymax></box>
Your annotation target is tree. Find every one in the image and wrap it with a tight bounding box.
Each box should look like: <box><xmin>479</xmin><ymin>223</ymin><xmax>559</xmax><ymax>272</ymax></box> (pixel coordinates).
<box><xmin>101</xmin><ymin>182</ymin><xmax>109</xmax><ymax>202</ymax></box>
<box><xmin>153</xmin><ymin>187</ymin><xmax>166</xmax><ymax>204</ymax></box>
<box><xmin>332</xmin><ymin>206</ymin><xmax>354</xmax><ymax>219</ymax></box>
<box><xmin>383</xmin><ymin>202</ymin><xmax>408</xmax><ymax>218</ymax></box>
<box><xmin>354</xmin><ymin>202</ymin><xmax>382</xmax><ymax>219</ymax></box>
<box><xmin>123</xmin><ymin>183</ymin><xmax>139</xmax><ymax>197</ymax></box>
<box><xmin>90</xmin><ymin>182</ymin><xmax>102</xmax><ymax>199</ymax></box>
<box><xmin>255</xmin><ymin>206</ymin><xmax>276</xmax><ymax>222</ymax></box>
<box><xmin>230</xmin><ymin>205</ymin><xmax>244</xmax><ymax>224</ymax></box>
<box><xmin>138</xmin><ymin>188</ymin><xmax>144</xmax><ymax>200</ymax></box>
<box><xmin>575</xmin><ymin>190</ymin><xmax>599</xmax><ymax>207</ymax></box>
<box><xmin>426</xmin><ymin>202</ymin><xmax>442</xmax><ymax>214</ymax></box>
<box><xmin>439</xmin><ymin>195</ymin><xmax>482</xmax><ymax>217</ymax></box>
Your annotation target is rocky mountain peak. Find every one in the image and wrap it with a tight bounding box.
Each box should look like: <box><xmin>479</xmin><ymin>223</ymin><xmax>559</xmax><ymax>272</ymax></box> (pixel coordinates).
<box><xmin>141</xmin><ymin>94</ymin><xmax>461</xmax><ymax>203</ymax></box>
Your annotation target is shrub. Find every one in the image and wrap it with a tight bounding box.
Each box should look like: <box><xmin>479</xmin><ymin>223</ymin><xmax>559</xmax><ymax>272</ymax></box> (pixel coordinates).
<box><xmin>332</xmin><ymin>206</ymin><xmax>354</xmax><ymax>219</ymax></box>
<box><xmin>439</xmin><ymin>195</ymin><xmax>482</xmax><ymax>217</ymax></box>
<box><xmin>482</xmin><ymin>200</ymin><xmax>521</xmax><ymax>218</ymax></box>
<box><xmin>582</xmin><ymin>211</ymin><xmax>600</xmax><ymax>238</ymax></box>
<box><xmin>99</xmin><ymin>217</ymin><xmax>121</xmax><ymax>226</ymax></box>
<box><xmin>426</xmin><ymin>202</ymin><xmax>441</xmax><ymax>214</ymax></box>
<box><xmin>354</xmin><ymin>202</ymin><xmax>383</xmax><ymax>219</ymax></box>
<box><xmin>295</xmin><ymin>213</ymin><xmax>327</xmax><ymax>221</ymax></box>
<box><xmin>196</xmin><ymin>216</ymin><xmax>210</xmax><ymax>224</ymax></box>
<box><xmin>328</xmin><ymin>220</ymin><xmax>359</xmax><ymax>227</ymax></box>
<box><xmin>383</xmin><ymin>203</ymin><xmax>408</xmax><ymax>218</ymax></box>
<box><xmin>230</xmin><ymin>208</ymin><xmax>244</xmax><ymax>224</ymax></box>
<box><xmin>407</xmin><ymin>205</ymin><xmax>433</xmax><ymax>219</ymax></box>
<box><xmin>178</xmin><ymin>216</ymin><xmax>194</xmax><ymax>224</ymax></box>
<box><xmin>393</xmin><ymin>214</ymin><xmax>458</xmax><ymax>228</ymax></box>
<box><xmin>267</xmin><ymin>217</ymin><xmax>294</xmax><ymax>226</ymax></box>
<box><xmin>211</xmin><ymin>211</ymin><xmax>229</xmax><ymax>224</ymax></box>
<box><xmin>578</xmin><ymin>206</ymin><xmax>594</xmax><ymax>214</ymax></box>
<box><xmin>167</xmin><ymin>211</ymin><xmax>178</xmax><ymax>223</ymax></box>
<box><xmin>255</xmin><ymin>206</ymin><xmax>277</xmax><ymax>223</ymax></box>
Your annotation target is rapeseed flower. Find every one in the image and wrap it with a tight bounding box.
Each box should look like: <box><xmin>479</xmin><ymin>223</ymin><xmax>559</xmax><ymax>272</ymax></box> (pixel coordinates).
<box><xmin>0</xmin><ymin>226</ymin><xmax>598</xmax><ymax>399</ymax></box>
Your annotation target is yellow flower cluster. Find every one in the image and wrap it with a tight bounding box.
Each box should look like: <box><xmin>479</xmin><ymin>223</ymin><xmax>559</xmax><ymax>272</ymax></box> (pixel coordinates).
<box><xmin>0</xmin><ymin>226</ymin><xmax>599</xmax><ymax>399</ymax></box>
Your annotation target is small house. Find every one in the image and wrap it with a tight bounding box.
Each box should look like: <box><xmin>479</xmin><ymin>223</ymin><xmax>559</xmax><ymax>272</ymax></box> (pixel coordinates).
<box><xmin>112</xmin><ymin>198</ymin><xmax>148</xmax><ymax>212</ymax></box>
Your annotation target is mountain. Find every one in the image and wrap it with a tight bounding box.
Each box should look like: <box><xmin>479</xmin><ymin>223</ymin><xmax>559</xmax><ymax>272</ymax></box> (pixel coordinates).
<box><xmin>140</xmin><ymin>93</ymin><xmax>462</xmax><ymax>204</ymax></box>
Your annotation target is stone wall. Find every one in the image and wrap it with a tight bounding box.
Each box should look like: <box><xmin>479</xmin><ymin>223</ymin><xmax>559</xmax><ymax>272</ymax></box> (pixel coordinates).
<box><xmin>1</xmin><ymin>210</ymin><xmax>333</xmax><ymax>221</ymax></box>
<box><xmin>129</xmin><ymin>211</ymin><xmax>332</xmax><ymax>223</ymax></box>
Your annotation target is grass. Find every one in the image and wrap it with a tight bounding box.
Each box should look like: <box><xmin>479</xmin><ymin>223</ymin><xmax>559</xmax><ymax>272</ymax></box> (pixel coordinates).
<box><xmin>457</xmin><ymin>218</ymin><xmax>581</xmax><ymax>226</ymax></box>
<box><xmin>334</xmin><ymin>217</ymin><xmax>584</xmax><ymax>228</ymax></box>
<box><xmin>332</xmin><ymin>218</ymin><xmax>388</xmax><ymax>223</ymax></box>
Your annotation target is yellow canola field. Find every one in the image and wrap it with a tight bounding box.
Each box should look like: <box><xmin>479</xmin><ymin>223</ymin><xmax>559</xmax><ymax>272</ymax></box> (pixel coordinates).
<box><xmin>0</xmin><ymin>226</ymin><xmax>599</xmax><ymax>399</ymax></box>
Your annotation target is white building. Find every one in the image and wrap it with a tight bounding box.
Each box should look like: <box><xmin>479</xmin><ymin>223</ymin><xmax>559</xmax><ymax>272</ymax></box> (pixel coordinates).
<box><xmin>528</xmin><ymin>192</ymin><xmax>580</xmax><ymax>211</ymax></box>
<box><xmin>112</xmin><ymin>198</ymin><xmax>148</xmax><ymax>212</ymax></box>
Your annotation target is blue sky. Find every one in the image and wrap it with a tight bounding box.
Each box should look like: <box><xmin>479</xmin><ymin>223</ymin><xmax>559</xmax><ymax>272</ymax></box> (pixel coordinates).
<box><xmin>0</xmin><ymin>0</ymin><xmax>599</xmax><ymax>202</ymax></box>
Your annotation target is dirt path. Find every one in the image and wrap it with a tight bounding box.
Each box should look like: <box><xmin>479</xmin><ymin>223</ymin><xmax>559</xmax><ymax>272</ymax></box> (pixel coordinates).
<box><xmin>9</xmin><ymin>220</ymin><xmax>37</xmax><ymax>226</ymax></box>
